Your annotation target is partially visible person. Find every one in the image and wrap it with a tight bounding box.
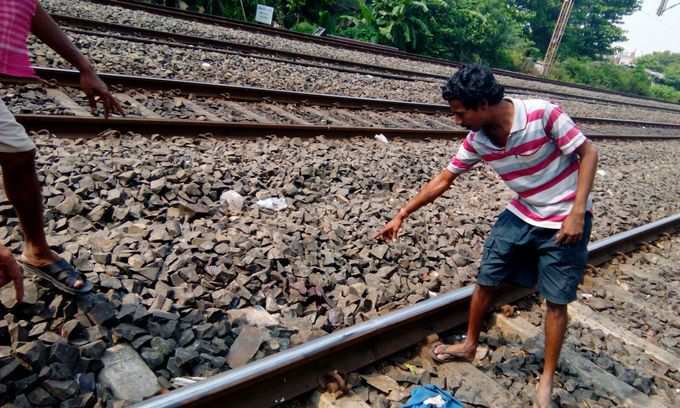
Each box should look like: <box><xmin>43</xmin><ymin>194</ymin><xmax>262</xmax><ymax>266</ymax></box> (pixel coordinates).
<box><xmin>0</xmin><ymin>244</ymin><xmax>23</xmax><ymax>302</ymax></box>
<box><xmin>0</xmin><ymin>0</ymin><xmax>124</xmax><ymax>295</ymax></box>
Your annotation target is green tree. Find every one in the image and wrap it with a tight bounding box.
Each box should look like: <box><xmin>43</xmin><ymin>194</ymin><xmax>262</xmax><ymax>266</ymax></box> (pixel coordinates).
<box><xmin>340</xmin><ymin>0</ymin><xmax>448</xmax><ymax>51</ymax></box>
<box><xmin>427</xmin><ymin>0</ymin><xmax>535</xmax><ymax>68</ymax></box>
<box><xmin>510</xmin><ymin>0</ymin><xmax>641</xmax><ymax>60</ymax></box>
<box><xmin>636</xmin><ymin>51</ymin><xmax>680</xmax><ymax>73</ymax></box>
<box><xmin>340</xmin><ymin>0</ymin><xmax>534</xmax><ymax>69</ymax></box>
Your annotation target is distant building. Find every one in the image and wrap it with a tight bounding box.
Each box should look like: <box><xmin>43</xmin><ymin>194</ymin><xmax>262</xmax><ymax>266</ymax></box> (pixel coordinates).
<box><xmin>613</xmin><ymin>50</ymin><xmax>637</xmax><ymax>66</ymax></box>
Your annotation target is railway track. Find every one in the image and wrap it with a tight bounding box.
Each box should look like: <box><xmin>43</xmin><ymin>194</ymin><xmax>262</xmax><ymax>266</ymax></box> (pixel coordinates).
<box><xmin>1</xmin><ymin>105</ymin><xmax>679</xmax><ymax>407</ymax></box>
<box><xmin>4</xmin><ymin>68</ymin><xmax>680</xmax><ymax>140</ymax></box>
<box><xmin>74</xmin><ymin>0</ymin><xmax>680</xmax><ymax>110</ymax></box>
<box><xmin>50</xmin><ymin>14</ymin><xmax>680</xmax><ymax>116</ymax></box>
<box><xmin>132</xmin><ymin>212</ymin><xmax>680</xmax><ymax>407</ymax></box>
<box><xmin>0</xmin><ymin>4</ymin><xmax>678</xmax><ymax>407</ymax></box>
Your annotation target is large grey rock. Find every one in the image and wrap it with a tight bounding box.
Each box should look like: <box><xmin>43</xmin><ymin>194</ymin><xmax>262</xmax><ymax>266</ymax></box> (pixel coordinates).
<box><xmin>98</xmin><ymin>344</ymin><xmax>160</xmax><ymax>402</ymax></box>
<box><xmin>226</xmin><ymin>326</ymin><xmax>267</xmax><ymax>368</ymax></box>
<box><xmin>227</xmin><ymin>307</ymin><xmax>280</xmax><ymax>328</ymax></box>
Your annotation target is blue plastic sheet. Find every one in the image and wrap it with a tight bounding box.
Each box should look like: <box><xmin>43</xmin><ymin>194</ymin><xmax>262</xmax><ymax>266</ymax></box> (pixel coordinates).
<box><xmin>401</xmin><ymin>385</ymin><xmax>463</xmax><ymax>408</ymax></box>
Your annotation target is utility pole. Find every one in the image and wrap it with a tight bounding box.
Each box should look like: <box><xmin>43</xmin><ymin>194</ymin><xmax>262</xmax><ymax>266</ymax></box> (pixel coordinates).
<box><xmin>542</xmin><ymin>0</ymin><xmax>574</xmax><ymax>77</ymax></box>
<box><xmin>657</xmin><ymin>0</ymin><xmax>680</xmax><ymax>16</ymax></box>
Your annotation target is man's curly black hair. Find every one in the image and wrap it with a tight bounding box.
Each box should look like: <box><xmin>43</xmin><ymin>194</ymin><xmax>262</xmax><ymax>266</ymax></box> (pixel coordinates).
<box><xmin>441</xmin><ymin>64</ymin><xmax>504</xmax><ymax>109</ymax></box>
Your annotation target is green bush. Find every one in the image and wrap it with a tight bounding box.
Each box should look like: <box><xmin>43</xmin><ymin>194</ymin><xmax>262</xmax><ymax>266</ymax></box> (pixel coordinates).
<box><xmin>549</xmin><ymin>58</ymin><xmax>651</xmax><ymax>97</ymax></box>
<box><xmin>650</xmin><ymin>83</ymin><xmax>680</xmax><ymax>103</ymax></box>
<box><xmin>291</xmin><ymin>20</ymin><xmax>317</xmax><ymax>33</ymax></box>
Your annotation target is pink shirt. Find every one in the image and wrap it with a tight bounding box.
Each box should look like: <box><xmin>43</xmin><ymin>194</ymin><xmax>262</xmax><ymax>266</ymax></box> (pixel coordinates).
<box><xmin>447</xmin><ymin>98</ymin><xmax>591</xmax><ymax>229</ymax></box>
<box><xmin>0</xmin><ymin>0</ymin><xmax>38</xmax><ymax>78</ymax></box>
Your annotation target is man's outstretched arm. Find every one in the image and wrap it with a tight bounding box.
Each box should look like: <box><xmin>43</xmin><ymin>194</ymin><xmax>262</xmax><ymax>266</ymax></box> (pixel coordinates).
<box><xmin>374</xmin><ymin>169</ymin><xmax>458</xmax><ymax>241</ymax></box>
<box><xmin>31</xmin><ymin>5</ymin><xmax>124</xmax><ymax>118</ymax></box>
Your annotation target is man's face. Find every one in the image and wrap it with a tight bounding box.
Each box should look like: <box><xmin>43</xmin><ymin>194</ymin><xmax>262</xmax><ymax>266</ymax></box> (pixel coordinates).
<box><xmin>449</xmin><ymin>99</ymin><xmax>485</xmax><ymax>131</ymax></box>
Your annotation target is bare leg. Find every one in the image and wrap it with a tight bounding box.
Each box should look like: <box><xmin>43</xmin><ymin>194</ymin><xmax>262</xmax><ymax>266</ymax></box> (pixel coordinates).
<box><xmin>0</xmin><ymin>151</ymin><xmax>84</xmax><ymax>288</ymax></box>
<box><xmin>536</xmin><ymin>301</ymin><xmax>568</xmax><ymax>408</ymax></box>
<box><xmin>433</xmin><ymin>284</ymin><xmax>496</xmax><ymax>360</ymax></box>
<box><xmin>0</xmin><ymin>150</ymin><xmax>60</xmax><ymax>264</ymax></box>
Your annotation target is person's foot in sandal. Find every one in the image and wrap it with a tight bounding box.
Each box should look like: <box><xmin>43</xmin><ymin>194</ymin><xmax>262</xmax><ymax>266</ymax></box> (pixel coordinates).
<box><xmin>20</xmin><ymin>250</ymin><xmax>91</xmax><ymax>295</ymax></box>
<box><xmin>430</xmin><ymin>341</ymin><xmax>477</xmax><ymax>363</ymax></box>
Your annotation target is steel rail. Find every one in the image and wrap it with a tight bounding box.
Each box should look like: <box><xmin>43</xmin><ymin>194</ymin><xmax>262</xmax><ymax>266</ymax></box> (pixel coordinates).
<box><xmin>11</xmin><ymin>68</ymin><xmax>680</xmax><ymax>130</ymax></box>
<box><xmin>84</xmin><ymin>0</ymin><xmax>680</xmax><ymax>108</ymax></box>
<box><xmin>54</xmin><ymin>15</ymin><xmax>680</xmax><ymax>114</ymax></box>
<box><xmin>26</xmin><ymin>67</ymin><xmax>445</xmax><ymax>113</ymax></box>
<box><xmin>14</xmin><ymin>115</ymin><xmax>680</xmax><ymax>142</ymax></box>
<box><xmin>14</xmin><ymin>115</ymin><xmax>466</xmax><ymax>139</ymax></box>
<box><xmin>132</xmin><ymin>212</ymin><xmax>680</xmax><ymax>408</ymax></box>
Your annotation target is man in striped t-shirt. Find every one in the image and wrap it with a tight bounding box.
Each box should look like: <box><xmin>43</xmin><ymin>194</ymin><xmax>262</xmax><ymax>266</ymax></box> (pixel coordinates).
<box><xmin>374</xmin><ymin>64</ymin><xmax>598</xmax><ymax>407</ymax></box>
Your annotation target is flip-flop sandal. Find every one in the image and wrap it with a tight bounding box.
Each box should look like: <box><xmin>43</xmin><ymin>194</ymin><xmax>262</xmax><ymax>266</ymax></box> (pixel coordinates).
<box><xmin>21</xmin><ymin>259</ymin><xmax>93</xmax><ymax>295</ymax></box>
<box><xmin>430</xmin><ymin>341</ymin><xmax>474</xmax><ymax>363</ymax></box>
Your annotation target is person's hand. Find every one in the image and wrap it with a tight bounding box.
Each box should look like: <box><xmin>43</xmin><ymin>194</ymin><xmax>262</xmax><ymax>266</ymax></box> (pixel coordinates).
<box><xmin>555</xmin><ymin>212</ymin><xmax>585</xmax><ymax>245</ymax></box>
<box><xmin>373</xmin><ymin>213</ymin><xmax>405</xmax><ymax>242</ymax></box>
<box><xmin>0</xmin><ymin>245</ymin><xmax>23</xmax><ymax>303</ymax></box>
<box><xmin>79</xmin><ymin>69</ymin><xmax>125</xmax><ymax>119</ymax></box>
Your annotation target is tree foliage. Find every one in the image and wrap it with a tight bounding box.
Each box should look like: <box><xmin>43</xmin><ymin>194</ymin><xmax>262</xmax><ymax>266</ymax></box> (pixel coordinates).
<box><xmin>150</xmin><ymin>0</ymin><xmax>642</xmax><ymax>70</ymax></box>
<box><xmin>339</xmin><ymin>0</ymin><xmax>534</xmax><ymax>69</ymax></box>
<box><xmin>636</xmin><ymin>51</ymin><xmax>680</xmax><ymax>88</ymax></box>
<box><xmin>509</xmin><ymin>0</ymin><xmax>641</xmax><ymax>60</ymax></box>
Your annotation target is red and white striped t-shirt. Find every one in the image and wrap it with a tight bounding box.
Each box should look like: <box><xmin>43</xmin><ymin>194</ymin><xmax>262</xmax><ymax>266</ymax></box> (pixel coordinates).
<box><xmin>446</xmin><ymin>98</ymin><xmax>591</xmax><ymax>229</ymax></box>
<box><xmin>0</xmin><ymin>0</ymin><xmax>38</xmax><ymax>78</ymax></box>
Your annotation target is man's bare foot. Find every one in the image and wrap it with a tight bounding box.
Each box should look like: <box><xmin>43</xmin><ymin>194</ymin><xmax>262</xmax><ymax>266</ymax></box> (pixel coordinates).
<box><xmin>21</xmin><ymin>247</ymin><xmax>60</xmax><ymax>268</ymax></box>
<box><xmin>431</xmin><ymin>341</ymin><xmax>476</xmax><ymax>363</ymax></box>
<box><xmin>535</xmin><ymin>375</ymin><xmax>553</xmax><ymax>408</ymax></box>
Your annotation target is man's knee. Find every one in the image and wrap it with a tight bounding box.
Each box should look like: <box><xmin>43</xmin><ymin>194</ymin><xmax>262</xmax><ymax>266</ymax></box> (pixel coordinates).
<box><xmin>545</xmin><ymin>301</ymin><xmax>567</xmax><ymax>316</ymax></box>
<box><xmin>475</xmin><ymin>283</ymin><xmax>498</xmax><ymax>295</ymax></box>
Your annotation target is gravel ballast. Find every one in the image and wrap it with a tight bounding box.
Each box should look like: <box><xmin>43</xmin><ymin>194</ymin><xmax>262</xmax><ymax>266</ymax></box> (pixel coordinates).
<box><xmin>24</xmin><ymin>31</ymin><xmax>680</xmax><ymax>124</ymax></box>
<box><xmin>41</xmin><ymin>0</ymin><xmax>680</xmax><ymax>112</ymax></box>
<box><xmin>1</xmin><ymin>131</ymin><xmax>680</xmax><ymax>405</ymax></box>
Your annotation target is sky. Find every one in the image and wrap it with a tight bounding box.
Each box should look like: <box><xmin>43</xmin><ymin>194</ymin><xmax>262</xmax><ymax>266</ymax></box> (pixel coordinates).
<box><xmin>616</xmin><ymin>0</ymin><xmax>680</xmax><ymax>55</ymax></box>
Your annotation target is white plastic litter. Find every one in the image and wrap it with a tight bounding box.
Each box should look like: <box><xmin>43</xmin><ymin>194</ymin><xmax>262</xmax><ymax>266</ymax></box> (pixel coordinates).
<box><xmin>596</xmin><ymin>169</ymin><xmax>607</xmax><ymax>177</ymax></box>
<box><xmin>220</xmin><ymin>190</ymin><xmax>245</xmax><ymax>212</ymax></box>
<box><xmin>256</xmin><ymin>197</ymin><xmax>288</xmax><ymax>211</ymax></box>
<box><xmin>423</xmin><ymin>395</ymin><xmax>446</xmax><ymax>407</ymax></box>
<box><xmin>172</xmin><ymin>376</ymin><xmax>206</xmax><ymax>388</ymax></box>
<box><xmin>374</xmin><ymin>133</ymin><xmax>389</xmax><ymax>144</ymax></box>
<box><xmin>200</xmin><ymin>62</ymin><xmax>212</xmax><ymax>70</ymax></box>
